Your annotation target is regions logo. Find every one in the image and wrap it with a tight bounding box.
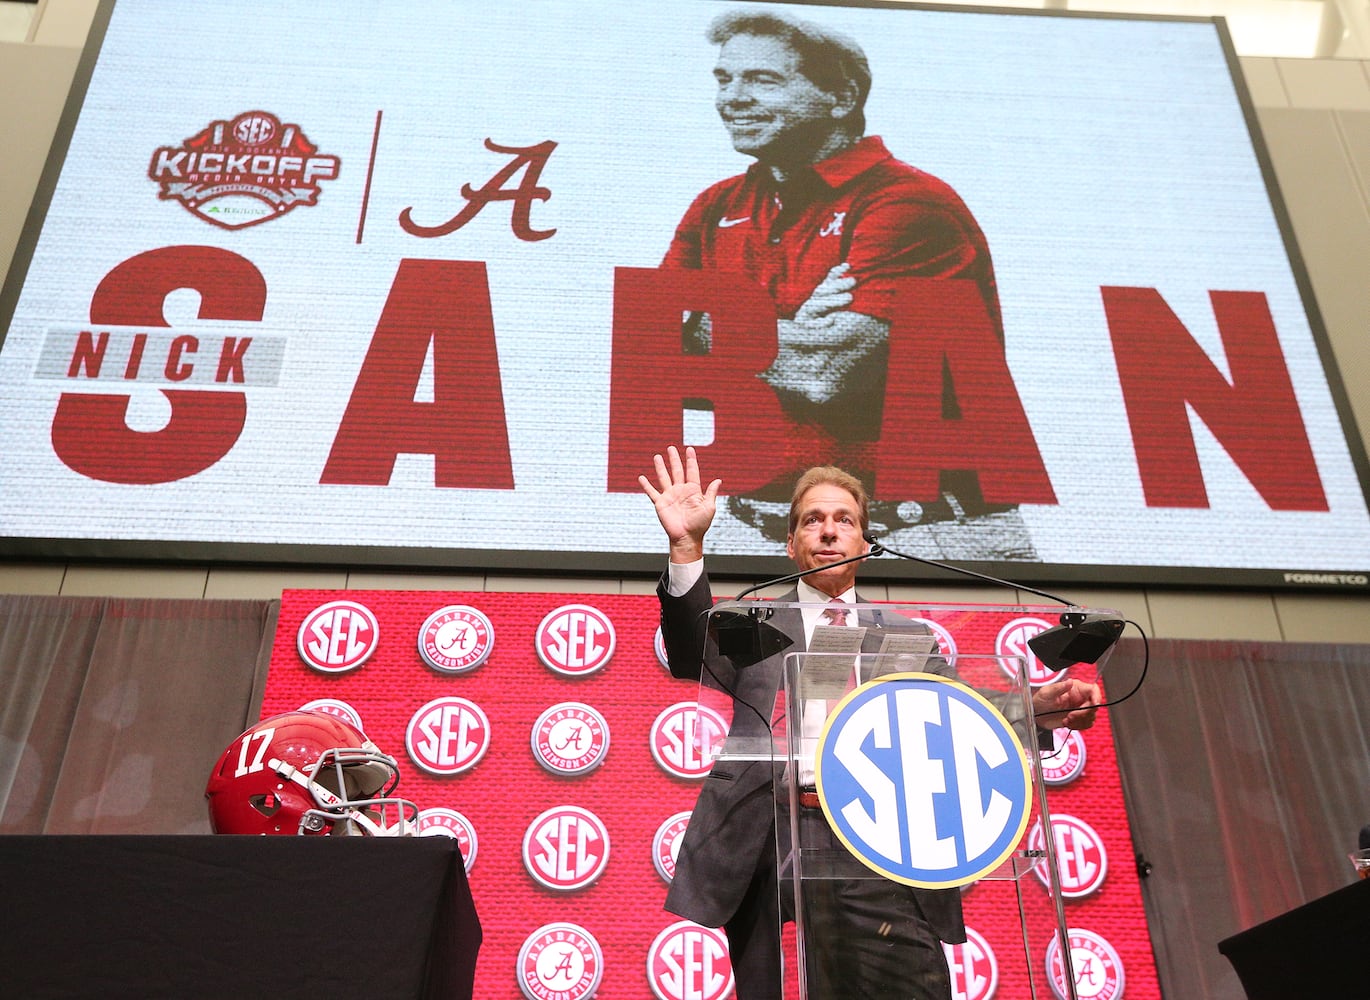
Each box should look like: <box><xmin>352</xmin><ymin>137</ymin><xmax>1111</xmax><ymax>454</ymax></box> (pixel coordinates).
<box><xmin>996</xmin><ymin>617</ymin><xmax>1068</xmax><ymax>687</ymax></box>
<box><xmin>297</xmin><ymin>698</ymin><xmax>364</xmax><ymax>732</ymax></box>
<box><xmin>647</xmin><ymin>921</ymin><xmax>734</xmax><ymax>1000</ymax></box>
<box><xmin>815</xmin><ymin>674</ymin><xmax>1031</xmax><ymax>888</ymax></box>
<box><xmin>650</xmin><ymin>702</ymin><xmax>728</xmax><ymax>780</ymax></box>
<box><xmin>417</xmin><ymin>807</ymin><xmax>478</xmax><ymax>872</ymax></box>
<box><xmin>418</xmin><ymin>605</ymin><xmax>495</xmax><ymax>674</ymax></box>
<box><xmin>517</xmin><ymin>922</ymin><xmax>604</xmax><ymax>1000</ymax></box>
<box><xmin>522</xmin><ymin>805</ymin><xmax>610</xmax><ymax>892</ymax></box>
<box><xmin>535</xmin><ymin>604</ymin><xmax>615</xmax><ymax>677</ymax></box>
<box><xmin>1046</xmin><ymin>928</ymin><xmax>1125</xmax><ymax>1000</ymax></box>
<box><xmin>943</xmin><ymin>926</ymin><xmax>998</xmax><ymax>1000</ymax></box>
<box><xmin>531</xmin><ymin>702</ymin><xmax>610</xmax><ymax>776</ymax></box>
<box><xmin>1029</xmin><ymin>814</ymin><xmax>1108</xmax><ymax>898</ymax></box>
<box><xmin>296</xmin><ymin>599</ymin><xmax>378</xmax><ymax>674</ymax></box>
<box><xmin>1039</xmin><ymin>727</ymin><xmax>1087</xmax><ymax>786</ymax></box>
<box><xmin>149</xmin><ymin>111</ymin><xmax>339</xmax><ymax>229</ymax></box>
<box><xmin>652</xmin><ymin>811</ymin><xmax>692</xmax><ymax>883</ymax></box>
<box><xmin>405</xmin><ymin>696</ymin><xmax>491</xmax><ymax>776</ymax></box>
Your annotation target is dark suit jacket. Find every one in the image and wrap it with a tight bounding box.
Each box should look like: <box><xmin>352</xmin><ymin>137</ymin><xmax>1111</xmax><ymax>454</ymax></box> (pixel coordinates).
<box><xmin>656</xmin><ymin>570</ymin><xmax>967</xmax><ymax>943</ymax></box>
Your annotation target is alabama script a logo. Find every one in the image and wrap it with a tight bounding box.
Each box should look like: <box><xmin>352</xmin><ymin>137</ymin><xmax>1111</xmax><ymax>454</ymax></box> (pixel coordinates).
<box><xmin>149</xmin><ymin>111</ymin><xmax>339</xmax><ymax>229</ymax></box>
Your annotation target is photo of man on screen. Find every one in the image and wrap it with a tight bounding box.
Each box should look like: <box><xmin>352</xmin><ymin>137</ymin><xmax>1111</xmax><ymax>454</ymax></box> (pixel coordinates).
<box><xmin>664</xmin><ymin>8</ymin><xmax>1036</xmax><ymax>559</ymax></box>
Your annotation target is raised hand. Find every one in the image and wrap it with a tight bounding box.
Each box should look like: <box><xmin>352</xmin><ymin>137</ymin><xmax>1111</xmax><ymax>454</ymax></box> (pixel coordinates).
<box><xmin>638</xmin><ymin>445</ymin><xmax>722</xmax><ymax>563</ymax></box>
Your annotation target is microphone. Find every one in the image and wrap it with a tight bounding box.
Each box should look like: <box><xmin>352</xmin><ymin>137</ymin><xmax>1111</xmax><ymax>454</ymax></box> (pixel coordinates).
<box><xmin>862</xmin><ymin>530</ymin><xmax>1124</xmax><ymax>669</ymax></box>
<box><xmin>708</xmin><ymin>548</ymin><xmax>881</xmax><ymax>666</ymax></box>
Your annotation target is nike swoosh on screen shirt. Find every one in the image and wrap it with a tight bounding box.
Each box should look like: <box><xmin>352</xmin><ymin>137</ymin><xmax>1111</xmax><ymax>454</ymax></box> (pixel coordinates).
<box><xmin>717</xmin><ymin>216</ymin><xmax>751</xmax><ymax>228</ymax></box>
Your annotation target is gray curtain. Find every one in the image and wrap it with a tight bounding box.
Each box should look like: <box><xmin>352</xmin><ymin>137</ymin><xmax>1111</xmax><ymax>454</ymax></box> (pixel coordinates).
<box><xmin>1109</xmin><ymin>637</ymin><xmax>1370</xmax><ymax>999</ymax></box>
<box><xmin>0</xmin><ymin>595</ymin><xmax>278</xmax><ymax>834</ymax></box>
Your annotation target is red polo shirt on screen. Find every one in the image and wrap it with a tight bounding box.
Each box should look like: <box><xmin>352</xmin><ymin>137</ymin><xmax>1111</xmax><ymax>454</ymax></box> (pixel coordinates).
<box><xmin>662</xmin><ymin>135</ymin><xmax>1001</xmax><ymax>335</ymax></box>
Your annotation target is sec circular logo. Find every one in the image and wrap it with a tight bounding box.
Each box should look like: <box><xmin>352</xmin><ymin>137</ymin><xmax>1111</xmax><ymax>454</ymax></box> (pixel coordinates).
<box><xmin>1029</xmin><ymin>814</ymin><xmax>1109</xmax><ymax>898</ymax></box>
<box><xmin>418</xmin><ymin>605</ymin><xmax>494</xmax><ymax>674</ymax></box>
<box><xmin>522</xmin><ymin>805</ymin><xmax>610</xmax><ymax>891</ymax></box>
<box><xmin>297</xmin><ymin>698</ymin><xmax>364</xmax><ymax>732</ymax></box>
<box><xmin>531</xmin><ymin>702</ymin><xmax>610</xmax><ymax>776</ymax></box>
<box><xmin>911</xmin><ymin>617</ymin><xmax>958</xmax><ymax>660</ymax></box>
<box><xmin>996</xmin><ymin>617</ymin><xmax>1068</xmax><ymax>687</ymax></box>
<box><xmin>297</xmin><ymin>599</ymin><xmax>379</xmax><ymax>673</ymax></box>
<box><xmin>652</xmin><ymin>811</ymin><xmax>692</xmax><ymax>883</ymax></box>
<box><xmin>1046</xmin><ymin>928</ymin><xmax>1125</xmax><ymax>1000</ymax></box>
<box><xmin>943</xmin><ymin>926</ymin><xmax>998</xmax><ymax>1000</ymax></box>
<box><xmin>647</xmin><ymin>921</ymin><xmax>734</xmax><ymax>1000</ymax></box>
<box><xmin>816</xmin><ymin>673</ymin><xmax>1031</xmax><ymax>888</ymax></box>
<box><xmin>1040</xmin><ymin>727</ymin><xmax>1087</xmax><ymax>786</ymax></box>
<box><xmin>650</xmin><ymin>702</ymin><xmax>728</xmax><ymax>780</ymax></box>
<box><xmin>536</xmin><ymin>604</ymin><xmax>615</xmax><ymax>677</ymax></box>
<box><xmin>517</xmin><ymin>922</ymin><xmax>604</xmax><ymax>1000</ymax></box>
<box><xmin>417</xmin><ymin>807</ymin><xmax>478</xmax><ymax>871</ymax></box>
<box><xmin>405</xmin><ymin>696</ymin><xmax>491</xmax><ymax>775</ymax></box>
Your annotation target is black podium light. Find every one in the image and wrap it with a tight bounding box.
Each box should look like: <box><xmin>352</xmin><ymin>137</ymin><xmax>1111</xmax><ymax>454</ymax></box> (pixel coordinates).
<box><xmin>708</xmin><ymin>607</ymin><xmax>794</xmax><ymax>668</ymax></box>
<box><xmin>1027</xmin><ymin>612</ymin><xmax>1126</xmax><ymax>670</ymax></box>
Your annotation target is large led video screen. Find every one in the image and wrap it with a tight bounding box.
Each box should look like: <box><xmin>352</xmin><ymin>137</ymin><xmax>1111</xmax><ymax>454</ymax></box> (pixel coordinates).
<box><xmin>2</xmin><ymin>0</ymin><xmax>1367</xmax><ymax>587</ymax></box>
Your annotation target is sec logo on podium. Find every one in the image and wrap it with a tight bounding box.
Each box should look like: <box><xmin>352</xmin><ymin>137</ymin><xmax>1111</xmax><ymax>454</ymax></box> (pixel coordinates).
<box><xmin>815</xmin><ymin>673</ymin><xmax>1032</xmax><ymax>888</ymax></box>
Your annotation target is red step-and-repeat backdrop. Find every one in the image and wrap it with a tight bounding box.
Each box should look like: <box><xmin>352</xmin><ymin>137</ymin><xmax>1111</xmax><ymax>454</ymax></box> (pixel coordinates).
<box><xmin>263</xmin><ymin>589</ymin><xmax>1158</xmax><ymax>1000</ymax></box>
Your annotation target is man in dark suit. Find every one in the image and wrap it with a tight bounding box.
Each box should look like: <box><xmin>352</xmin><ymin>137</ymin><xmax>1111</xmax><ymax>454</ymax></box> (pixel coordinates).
<box><xmin>640</xmin><ymin>445</ymin><xmax>1100</xmax><ymax>999</ymax></box>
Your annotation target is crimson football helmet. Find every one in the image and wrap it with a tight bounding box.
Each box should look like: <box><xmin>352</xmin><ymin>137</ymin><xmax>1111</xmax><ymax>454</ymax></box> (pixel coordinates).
<box><xmin>206</xmin><ymin>710</ymin><xmax>419</xmax><ymax>836</ymax></box>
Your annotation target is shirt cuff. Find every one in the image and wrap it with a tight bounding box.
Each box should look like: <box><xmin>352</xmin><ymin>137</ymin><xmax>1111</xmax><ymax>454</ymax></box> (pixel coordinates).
<box><xmin>666</xmin><ymin>558</ymin><xmax>704</xmax><ymax>597</ymax></box>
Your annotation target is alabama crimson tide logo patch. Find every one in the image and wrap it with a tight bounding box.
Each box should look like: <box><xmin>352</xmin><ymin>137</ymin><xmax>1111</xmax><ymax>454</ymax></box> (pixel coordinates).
<box><xmin>417</xmin><ymin>806</ymin><xmax>478</xmax><ymax>872</ymax></box>
<box><xmin>650</xmin><ymin>702</ymin><xmax>728</xmax><ymax>780</ymax></box>
<box><xmin>149</xmin><ymin>111</ymin><xmax>339</xmax><ymax>229</ymax></box>
<box><xmin>297</xmin><ymin>697</ymin><xmax>365</xmax><ymax>732</ymax></box>
<box><xmin>943</xmin><ymin>926</ymin><xmax>998</xmax><ymax>1000</ymax></box>
<box><xmin>297</xmin><ymin>599</ymin><xmax>379</xmax><ymax>673</ymax></box>
<box><xmin>1040</xmin><ymin>727</ymin><xmax>1088</xmax><ymax>786</ymax></box>
<box><xmin>652</xmin><ymin>811</ymin><xmax>692</xmax><ymax>884</ymax></box>
<box><xmin>531</xmin><ymin>702</ymin><xmax>610</xmax><ymax>776</ymax></box>
<box><xmin>418</xmin><ymin>605</ymin><xmax>495</xmax><ymax>674</ymax></box>
<box><xmin>646</xmin><ymin>921</ymin><xmax>734</xmax><ymax>1000</ymax></box>
<box><xmin>522</xmin><ymin>805</ymin><xmax>611</xmax><ymax>891</ymax></box>
<box><xmin>1046</xmin><ymin>928</ymin><xmax>1125</xmax><ymax>1000</ymax></box>
<box><xmin>517</xmin><ymin>922</ymin><xmax>604</xmax><ymax>1000</ymax></box>
<box><xmin>405</xmin><ymin>696</ymin><xmax>491</xmax><ymax>775</ymax></box>
<box><xmin>1030</xmin><ymin>814</ymin><xmax>1109</xmax><ymax>898</ymax></box>
<box><xmin>535</xmin><ymin>604</ymin><xmax>615</xmax><ymax>676</ymax></box>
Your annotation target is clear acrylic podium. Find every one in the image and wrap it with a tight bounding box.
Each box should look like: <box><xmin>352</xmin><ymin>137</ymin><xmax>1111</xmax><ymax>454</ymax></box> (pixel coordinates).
<box><xmin>694</xmin><ymin>600</ymin><xmax>1116</xmax><ymax>1000</ymax></box>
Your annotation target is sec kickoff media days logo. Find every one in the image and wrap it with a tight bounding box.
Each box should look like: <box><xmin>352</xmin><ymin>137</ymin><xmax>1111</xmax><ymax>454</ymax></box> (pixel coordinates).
<box><xmin>1029</xmin><ymin>814</ymin><xmax>1109</xmax><ymax>898</ymax></box>
<box><xmin>535</xmin><ymin>604</ymin><xmax>615</xmax><ymax>676</ymax></box>
<box><xmin>647</xmin><ymin>921</ymin><xmax>734</xmax><ymax>1000</ymax></box>
<box><xmin>650</xmin><ymin>702</ymin><xmax>728</xmax><ymax>780</ymax></box>
<box><xmin>943</xmin><ymin>926</ymin><xmax>998</xmax><ymax>1000</ymax></box>
<box><xmin>405</xmin><ymin>696</ymin><xmax>491</xmax><ymax>776</ymax></box>
<box><xmin>297</xmin><ymin>599</ymin><xmax>379</xmax><ymax>674</ymax></box>
<box><xmin>815</xmin><ymin>673</ymin><xmax>1032</xmax><ymax>888</ymax></box>
<box><xmin>149</xmin><ymin>111</ymin><xmax>339</xmax><ymax>229</ymax></box>
<box><xmin>522</xmin><ymin>805</ymin><xmax>610</xmax><ymax>892</ymax></box>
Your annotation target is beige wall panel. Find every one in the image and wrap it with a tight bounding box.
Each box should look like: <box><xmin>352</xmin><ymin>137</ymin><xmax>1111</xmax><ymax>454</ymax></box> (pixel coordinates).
<box><xmin>620</xmin><ymin>576</ymin><xmax>663</xmax><ymax>596</ymax></box>
<box><xmin>1273</xmin><ymin>590</ymin><xmax>1370</xmax><ymax>641</ymax></box>
<box><xmin>1275</xmin><ymin>56</ymin><xmax>1370</xmax><ymax>109</ymax></box>
<box><xmin>59</xmin><ymin>564</ymin><xmax>208</xmax><ymax>598</ymax></box>
<box><xmin>1335</xmin><ymin>109</ymin><xmax>1370</xmax><ymax>235</ymax></box>
<box><xmin>344</xmin><ymin>569</ymin><xmax>484</xmax><ymax>592</ymax></box>
<box><xmin>482</xmin><ymin>574</ymin><xmax>620</xmax><ymax>595</ymax></box>
<box><xmin>204</xmin><ymin>567</ymin><xmax>348</xmax><ymax>599</ymax></box>
<box><xmin>884</xmin><ymin>582</ymin><xmax>1019</xmax><ymax>606</ymax></box>
<box><xmin>1146</xmin><ymin>588</ymin><xmax>1283</xmax><ymax>640</ymax></box>
<box><xmin>1256</xmin><ymin>106</ymin><xmax>1370</xmax><ymax>441</ymax></box>
<box><xmin>28</xmin><ymin>0</ymin><xmax>97</xmax><ymax>46</ymax></box>
<box><xmin>0</xmin><ymin>561</ymin><xmax>66</xmax><ymax>595</ymax></box>
<box><xmin>1239</xmin><ymin>56</ymin><xmax>1289</xmax><ymax>108</ymax></box>
<box><xmin>0</xmin><ymin>42</ymin><xmax>80</xmax><ymax>280</ymax></box>
<box><xmin>1047</xmin><ymin>586</ymin><xmax>1154</xmax><ymax>636</ymax></box>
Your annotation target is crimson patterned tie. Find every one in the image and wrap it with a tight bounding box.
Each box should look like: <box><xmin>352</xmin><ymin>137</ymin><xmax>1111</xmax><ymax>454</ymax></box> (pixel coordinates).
<box><xmin>821</xmin><ymin>598</ymin><xmax>849</xmax><ymax>627</ymax></box>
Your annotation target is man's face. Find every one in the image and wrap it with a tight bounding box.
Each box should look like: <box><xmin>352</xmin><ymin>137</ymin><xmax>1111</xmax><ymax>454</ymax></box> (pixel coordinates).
<box><xmin>713</xmin><ymin>33</ymin><xmax>842</xmax><ymax>163</ymax></box>
<box><xmin>786</xmin><ymin>483</ymin><xmax>868</xmax><ymax>597</ymax></box>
